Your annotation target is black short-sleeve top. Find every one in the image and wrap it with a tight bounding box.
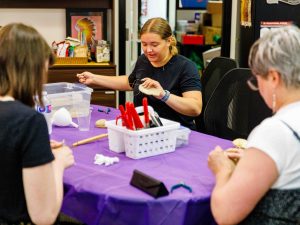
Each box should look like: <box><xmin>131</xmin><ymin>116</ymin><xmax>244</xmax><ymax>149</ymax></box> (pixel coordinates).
<box><xmin>0</xmin><ymin>100</ymin><xmax>54</xmax><ymax>223</ymax></box>
<box><xmin>128</xmin><ymin>54</ymin><xmax>202</xmax><ymax>129</ymax></box>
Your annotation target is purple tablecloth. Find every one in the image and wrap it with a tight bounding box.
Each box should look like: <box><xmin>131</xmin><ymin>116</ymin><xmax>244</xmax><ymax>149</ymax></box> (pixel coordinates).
<box><xmin>51</xmin><ymin>106</ymin><xmax>232</xmax><ymax>225</ymax></box>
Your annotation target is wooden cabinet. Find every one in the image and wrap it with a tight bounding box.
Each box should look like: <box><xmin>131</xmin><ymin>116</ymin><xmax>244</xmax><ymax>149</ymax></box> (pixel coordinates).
<box><xmin>48</xmin><ymin>62</ymin><xmax>116</xmax><ymax>107</ymax></box>
<box><xmin>0</xmin><ymin>0</ymin><xmax>112</xmax><ymax>8</ymax></box>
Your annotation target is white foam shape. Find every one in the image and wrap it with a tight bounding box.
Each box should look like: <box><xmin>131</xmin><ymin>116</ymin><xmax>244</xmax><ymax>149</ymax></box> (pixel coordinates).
<box><xmin>52</xmin><ymin>107</ymin><xmax>78</xmax><ymax>128</ymax></box>
<box><xmin>94</xmin><ymin>154</ymin><xmax>119</xmax><ymax>166</ymax></box>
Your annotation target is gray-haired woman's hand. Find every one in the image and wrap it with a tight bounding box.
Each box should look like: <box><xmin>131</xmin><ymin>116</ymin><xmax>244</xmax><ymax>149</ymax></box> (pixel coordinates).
<box><xmin>208</xmin><ymin>146</ymin><xmax>236</xmax><ymax>177</ymax></box>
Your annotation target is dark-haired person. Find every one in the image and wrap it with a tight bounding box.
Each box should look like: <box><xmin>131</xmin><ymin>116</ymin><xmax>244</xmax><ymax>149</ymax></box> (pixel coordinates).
<box><xmin>77</xmin><ymin>17</ymin><xmax>202</xmax><ymax>130</ymax></box>
<box><xmin>208</xmin><ymin>26</ymin><xmax>300</xmax><ymax>224</ymax></box>
<box><xmin>0</xmin><ymin>23</ymin><xmax>74</xmax><ymax>224</ymax></box>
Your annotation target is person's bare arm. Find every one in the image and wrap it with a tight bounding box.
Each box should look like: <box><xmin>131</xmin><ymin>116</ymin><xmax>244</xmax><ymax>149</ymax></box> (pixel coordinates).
<box><xmin>23</xmin><ymin>146</ymin><xmax>74</xmax><ymax>225</ymax></box>
<box><xmin>209</xmin><ymin>148</ymin><xmax>278</xmax><ymax>225</ymax></box>
<box><xmin>77</xmin><ymin>71</ymin><xmax>132</xmax><ymax>91</ymax></box>
<box><xmin>165</xmin><ymin>90</ymin><xmax>202</xmax><ymax>116</ymax></box>
<box><xmin>140</xmin><ymin>77</ymin><xmax>202</xmax><ymax>116</ymax></box>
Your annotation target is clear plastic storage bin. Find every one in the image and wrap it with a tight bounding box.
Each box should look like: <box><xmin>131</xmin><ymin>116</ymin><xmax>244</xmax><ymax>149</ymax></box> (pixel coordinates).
<box><xmin>44</xmin><ymin>82</ymin><xmax>93</xmax><ymax>118</ymax></box>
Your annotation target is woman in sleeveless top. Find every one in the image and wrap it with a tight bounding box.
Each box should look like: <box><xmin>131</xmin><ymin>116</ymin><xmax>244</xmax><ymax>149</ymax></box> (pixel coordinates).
<box><xmin>207</xmin><ymin>26</ymin><xmax>300</xmax><ymax>225</ymax></box>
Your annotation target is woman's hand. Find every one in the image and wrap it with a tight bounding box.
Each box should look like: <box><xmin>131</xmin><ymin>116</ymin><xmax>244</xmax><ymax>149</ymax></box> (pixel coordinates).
<box><xmin>208</xmin><ymin>146</ymin><xmax>236</xmax><ymax>177</ymax></box>
<box><xmin>50</xmin><ymin>140</ymin><xmax>63</xmax><ymax>149</ymax></box>
<box><xmin>224</xmin><ymin>148</ymin><xmax>245</xmax><ymax>164</ymax></box>
<box><xmin>141</xmin><ymin>77</ymin><xmax>165</xmax><ymax>99</ymax></box>
<box><xmin>52</xmin><ymin>145</ymin><xmax>75</xmax><ymax>170</ymax></box>
<box><xmin>77</xmin><ymin>71</ymin><xmax>95</xmax><ymax>85</ymax></box>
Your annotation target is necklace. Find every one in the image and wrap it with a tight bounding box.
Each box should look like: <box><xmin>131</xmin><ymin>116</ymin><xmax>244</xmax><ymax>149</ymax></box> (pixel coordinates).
<box><xmin>162</xmin><ymin>55</ymin><xmax>174</xmax><ymax>71</ymax></box>
<box><xmin>0</xmin><ymin>95</ymin><xmax>15</xmax><ymax>101</ymax></box>
<box><xmin>161</xmin><ymin>54</ymin><xmax>172</xmax><ymax>68</ymax></box>
<box><xmin>151</xmin><ymin>53</ymin><xmax>173</xmax><ymax>68</ymax></box>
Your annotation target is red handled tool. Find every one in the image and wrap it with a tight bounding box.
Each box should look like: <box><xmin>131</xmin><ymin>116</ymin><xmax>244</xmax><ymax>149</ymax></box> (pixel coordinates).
<box><xmin>142</xmin><ymin>97</ymin><xmax>150</xmax><ymax>128</ymax></box>
<box><xmin>118</xmin><ymin>105</ymin><xmax>126</xmax><ymax>126</ymax></box>
<box><xmin>118</xmin><ymin>105</ymin><xmax>134</xmax><ymax>130</ymax></box>
<box><xmin>125</xmin><ymin>102</ymin><xmax>135</xmax><ymax>130</ymax></box>
<box><xmin>127</xmin><ymin>102</ymin><xmax>144</xmax><ymax>130</ymax></box>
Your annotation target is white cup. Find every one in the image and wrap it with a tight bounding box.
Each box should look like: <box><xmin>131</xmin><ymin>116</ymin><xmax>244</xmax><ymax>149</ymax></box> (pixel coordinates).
<box><xmin>77</xmin><ymin>108</ymin><xmax>92</xmax><ymax>131</ymax></box>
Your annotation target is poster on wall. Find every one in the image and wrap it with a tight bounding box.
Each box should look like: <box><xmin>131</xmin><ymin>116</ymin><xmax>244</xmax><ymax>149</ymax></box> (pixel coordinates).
<box><xmin>66</xmin><ymin>9</ymin><xmax>107</xmax><ymax>47</ymax></box>
<box><xmin>260</xmin><ymin>21</ymin><xmax>293</xmax><ymax>37</ymax></box>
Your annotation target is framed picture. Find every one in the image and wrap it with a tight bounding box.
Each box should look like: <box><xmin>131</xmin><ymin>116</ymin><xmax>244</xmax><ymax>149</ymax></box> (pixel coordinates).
<box><xmin>66</xmin><ymin>8</ymin><xmax>107</xmax><ymax>48</ymax></box>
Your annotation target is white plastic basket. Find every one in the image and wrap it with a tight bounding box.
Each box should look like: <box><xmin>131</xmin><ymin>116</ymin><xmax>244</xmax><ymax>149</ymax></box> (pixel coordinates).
<box><xmin>105</xmin><ymin>118</ymin><xmax>180</xmax><ymax>159</ymax></box>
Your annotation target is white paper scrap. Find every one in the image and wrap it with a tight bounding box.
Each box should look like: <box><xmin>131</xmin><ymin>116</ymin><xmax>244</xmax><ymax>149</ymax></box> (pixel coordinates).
<box><xmin>94</xmin><ymin>154</ymin><xmax>119</xmax><ymax>166</ymax></box>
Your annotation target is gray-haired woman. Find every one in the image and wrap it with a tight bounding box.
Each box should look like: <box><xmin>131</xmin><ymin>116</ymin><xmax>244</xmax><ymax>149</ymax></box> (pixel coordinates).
<box><xmin>208</xmin><ymin>25</ymin><xmax>300</xmax><ymax>224</ymax></box>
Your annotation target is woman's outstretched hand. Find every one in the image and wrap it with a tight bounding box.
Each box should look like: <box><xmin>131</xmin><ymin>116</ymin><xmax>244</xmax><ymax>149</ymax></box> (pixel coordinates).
<box><xmin>77</xmin><ymin>71</ymin><xmax>95</xmax><ymax>85</ymax></box>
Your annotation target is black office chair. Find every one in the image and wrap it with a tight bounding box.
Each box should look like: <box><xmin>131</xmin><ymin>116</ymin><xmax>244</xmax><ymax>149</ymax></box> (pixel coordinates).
<box><xmin>195</xmin><ymin>56</ymin><xmax>238</xmax><ymax>132</ymax></box>
<box><xmin>202</xmin><ymin>68</ymin><xmax>272</xmax><ymax>140</ymax></box>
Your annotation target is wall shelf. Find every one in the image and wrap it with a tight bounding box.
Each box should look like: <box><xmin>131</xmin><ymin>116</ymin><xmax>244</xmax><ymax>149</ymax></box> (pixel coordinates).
<box><xmin>0</xmin><ymin>1</ymin><xmax>117</xmax><ymax>107</ymax></box>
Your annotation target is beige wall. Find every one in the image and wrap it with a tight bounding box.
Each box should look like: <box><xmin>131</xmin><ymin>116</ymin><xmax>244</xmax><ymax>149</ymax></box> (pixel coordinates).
<box><xmin>0</xmin><ymin>8</ymin><xmax>66</xmax><ymax>45</ymax></box>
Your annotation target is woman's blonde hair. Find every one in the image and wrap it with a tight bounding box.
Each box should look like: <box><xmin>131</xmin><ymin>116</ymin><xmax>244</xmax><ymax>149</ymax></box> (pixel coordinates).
<box><xmin>140</xmin><ymin>17</ymin><xmax>178</xmax><ymax>56</ymax></box>
<box><xmin>0</xmin><ymin>23</ymin><xmax>54</xmax><ymax>107</ymax></box>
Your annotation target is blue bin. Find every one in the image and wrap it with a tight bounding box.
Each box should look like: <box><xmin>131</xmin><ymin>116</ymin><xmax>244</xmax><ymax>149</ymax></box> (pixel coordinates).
<box><xmin>180</xmin><ymin>0</ymin><xmax>208</xmax><ymax>9</ymax></box>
